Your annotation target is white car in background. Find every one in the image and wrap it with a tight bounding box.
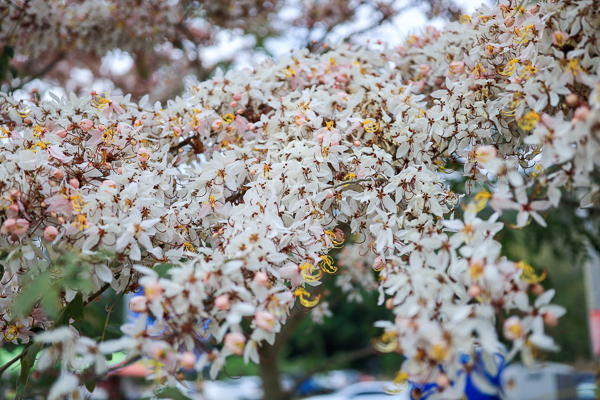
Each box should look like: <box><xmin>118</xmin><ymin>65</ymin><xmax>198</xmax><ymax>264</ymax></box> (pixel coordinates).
<box><xmin>304</xmin><ymin>381</ymin><xmax>410</xmax><ymax>400</ymax></box>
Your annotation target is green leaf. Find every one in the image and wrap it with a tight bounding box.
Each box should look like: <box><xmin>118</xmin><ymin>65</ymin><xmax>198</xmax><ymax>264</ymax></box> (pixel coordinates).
<box><xmin>85</xmin><ymin>380</ymin><xmax>96</xmax><ymax>393</ymax></box>
<box><xmin>153</xmin><ymin>263</ymin><xmax>175</xmax><ymax>278</ymax></box>
<box><xmin>19</xmin><ymin>358</ymin><xmax>30</xmax><ymax>385</ymax></box>
<box><xmin>3</xmin><ymin>46</ymin><xmax>14</xmax><ymax>59</ymax></box>
<box><xmin>68</xmin><ymin>293</ymin><xmax>84</xmax><ymax>321</ymax></box>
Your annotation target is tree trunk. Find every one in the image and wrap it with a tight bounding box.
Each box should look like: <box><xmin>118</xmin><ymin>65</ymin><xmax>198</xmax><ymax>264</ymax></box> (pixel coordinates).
<box><xmin>258</xmin><ymin>342</ymin><xmax>288</xmax><ymax>400</ymax></box>
<box><xmin>257</xmin><ymin>310</ymin><xmax>307</xmax><ymax>400</ymax></box>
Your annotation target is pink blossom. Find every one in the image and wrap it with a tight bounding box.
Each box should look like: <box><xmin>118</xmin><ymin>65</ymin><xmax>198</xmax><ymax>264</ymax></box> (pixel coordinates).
<box><xmin>255</xmin><ymin>311</ymin><xmax>276</xmax><ymax>331</ymax></box>
<box><xmin>449</xmin><ymin>61</ymin><xmax>465</xmax><ymax>74</ymax></box>
<box><xmin>215</xmin><ymin>295</ymin><xmax>230</xmax><ymax>311</ymax></box>
<box><xmin>136</xmin><ymin>147</ymin><xmax>150</xmax><ymax>162</ymax></box>
<box><xmin>552</xmin><ymin>31</ymin><xmax>569</xmax><ymax>47</ymax></box>
<box><xmin>180</xmin><ymin>351</ymin><xmax>196</xmax><ymax>369</ymax></box>
<box><xmin>43</xmin><ymin>226</ymin><xmax>59</xmax><ymax>241</ymax></box>
<box><xmin>80</xmin><ymin>119</ymin><xmax>94</xmax><ymax>131</ymax></box>
<box><xmin>144</xmin><ymin>281</ymin><xmax>163</xmax><ymax>301</ymax></box>
<box><xmin>254</xmin><ymin>272</ymin><xmax>268</xmax><ymax>286</ymax></box>
<box><xmin>53</xmin><ymin>169</ymin><xmax>64</xmax><ymax>179</ymax></box>
<box><xmin>224</xmin><ymin>332</ymin><xmax>246</xmax><ymax>355</ymax></box>
<box><xmin>129</xmin><ymin>296</ymin><xmax>147</xmax><ymax>313</ymax></box>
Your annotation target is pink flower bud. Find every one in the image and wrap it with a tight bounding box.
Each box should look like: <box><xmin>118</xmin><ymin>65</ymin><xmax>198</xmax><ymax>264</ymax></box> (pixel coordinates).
<box><xmin>43</xmin><ymin>226</ymin><xmax>59</xmax><ymax>241</ymax></box>
<box><xmin>136</xmin><ymin>147</ymin><xmax>150</xmax><ymax>162</ymax></box>
<box><xmin>385</xmin><ymin>298</ymin><xmax>394</xmax><ymax>310</ymax></box>
<box><xmin>504</xmin><ymin>16</ymin><xmax>515</xmax><ymax>27</ymax></box>
<box><xmin>98</xmin><ymin>124</ymin><xmax>105</xmax><ymax>131</ymax></box>
<box><xmin>129</xmin><ymin>296</ymin><xmax>147</xmax><ymax>313</ymax></box>
<box><xmin>53</xmin><ymin>169</ymin><xmax>64</xmax><ymax>180</ymax></box>
<box><xmin>436</xmin><ymin>374</ymin><xmax>450</xmax><ymax>388</ymax></box>
<box><xmin>566</xmin><ymin>94</ymin><xmax>579</xmax><ymax>108</ymax></box>
<box><xmin>215</xmin><ymin>295</ymin><xmax>230</xmax><ymax>311</ymax></box>
<box><xmin>69</xmin><ymin>178</ymin><xmax>80</xmax><ymax>188</ymax></box>
<box><xmin>419</xmin><ymin>64</ymin><xmax>432</xmax><ymax>75</ymax></box>
<box><xmin>80</xmin><ymin>119</ymin><xmax>94</xmax><ymax>131</ymax></box>
<box><xmin>449</xmin><ymin>61</ymin><xmax>466</xmax><ymax>74</ymax></box>
<box><xmin>233</xmin><ymin>92</ymin><xmax>242</xmax><ymax>101</ymax></box>
<box><xmin>9</xmin><ymin>203</ymin><xmax>18</xmax><ymax>213</ymax></box>
<box><xmin>307</xmin><ymin>73</ymin><xmax>314</xmax><ymax>79</ymax></box>
<box><xmin>543</xmin><ymin>312</ymin><xmax>559</xmax><ymax>328</ymax></box>
<box><xmin>55</xmin><ymin>129</ymin><xmax>68</xmax><ymax>139</ymax></box>
<box><xmin>102</xmin><ymin>180</ymin><xmax>117</xmax><ymax>188</ymax></box>
<box><xmin>325</xmin><ymin>189</ymin><xmax>334</xmax><ymax>199</ymax></box>
<box><xmin>180</xmin><ymin>351</ymin><xmax>196</xmax><ymax>369</ymax></box>
<box><xmin>224</xmin><ymin>332</ymin><xmax>246</xmax><ymax>355</ymax></box>
<box><xmin>254</xmin><ymin>272</ymin><xmax>269</xmax><ymax>286</ymax></box>
<box><xmin>317</xmin><ymin>133</ymin><xmax>324</xmax><ymax>143</ymax></box>
<box><xmin>372</xmin><ymin>257</ymin><xmax>384</xmax><ymax>270</ymax></box>
<box><xmin>230</xmin><ymin>101</ymin><xmax>238</xmax><ymax>108</ymax></box>
<box><xmin>531</xmin><ymin>4</ymin><xmax>540</xmax><ymax>13</ymax></box>
<box><xmin>237</xmin><ymin>109</ymin><xmax>244</xmax><ymax>115</ymax></box>
<box><xmin>144</xmin><ymin>281</ymin><xmax>163</xmax><ymax>301</ymax></box>
<box><xmin>211</xmin><ymin>120</ymin><xmax>223</xmax><ymax>130</ymax></box>
<box><xmin>467</xmin><ymin>284</ymin><xmax>482</xmax><ymax>298</ymax></box>
<box><xmin>530</xmin><ymin>284</ymin><xmax>544</xmax><ymax>296</ymax></box>
<box><xmin>552</xmin><ymin>31</ymin><xmax>569</xmax><ymax>47</ymax></box>
<box><xmin>353</xmin><ymin>140</ymin><xmax>361</xmax><ymax>147</ymax></box>
<box><xmin>331</xmin><ymin>140</ymin><xmax>339</xmax><ymax>146</ymax></box>
<box><xmin>249</xmin><ymin>170</ymin><xmax>256</xmax><ymax>176</ymax></box>
<box><xmin>117</xmin><ymin>167</ymin><xmax>123</xmax><ymax>174</ymax></box>
<box><xmin>574</xmin><ymin>105</ymin><xmax>590</xmax><ymax>122</ymax></box>
<box><xmin>255</xmin><ymin>311</ymin><xmax>276</xmax><ymax>331</ymax></box>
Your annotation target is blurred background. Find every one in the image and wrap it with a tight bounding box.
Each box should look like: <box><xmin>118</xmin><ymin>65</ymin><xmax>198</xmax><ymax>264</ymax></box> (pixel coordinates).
<box><xmin>1</xmin><ymin>0</ymin><xmax>600</xmax><ymax>399</ymax></box>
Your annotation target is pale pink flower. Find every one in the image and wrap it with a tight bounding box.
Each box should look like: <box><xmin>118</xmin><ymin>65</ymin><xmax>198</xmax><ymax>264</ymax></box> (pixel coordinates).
<box><xmin>255</xmin><ymin>311</ymin><xmax>276</xmax><ymax>331</ymax></box>
<box><xmin>144</xmin><ymin>281</ymin><xmax>163</xmax><ymax>301</ymax></box>
<box><xmin>449</xmin><ymin>61</ymin><xmax>465</xmax><ymax>74</ymax></box>
<box><xmin>136</xmin><ymin>147</ymin><xmax>150</xmax><ymax>162</ymax></box>
<box><xmin>129</xmin><ymin>296</ymin><xmax>147</xmax><ymax>313</ymax></box>
<box><xmin>215</xmin><ymin>295</ymin><xmax>230</xmax><ymax>311</ymax></box>
<box><xmin>552</xmin><ymin>31</ymin><xmax>569</xmax><ymax>47</ymax></box>
<box><xmin>80</xmin><ymin>119</ymin><xmax>94</xmax><ymax>131</ymax></box>
<box><xmin>224</xmin><ymin>332</ymin><xmax>246</xmax><ymax>355</ymax></box>
<box><xmin>180</xmin><ymin>351</ymin><xmax>196</xmax><ymax>369</ymax></box>
<box><xmin>254</xmin><ymin>272</ymin><xmax>268</xmax><ymax>286</ymax></box>
<box><xmin>44</xmin><ymin>226</ymin><xmax>59</xmax><ymax>241</ymax></box>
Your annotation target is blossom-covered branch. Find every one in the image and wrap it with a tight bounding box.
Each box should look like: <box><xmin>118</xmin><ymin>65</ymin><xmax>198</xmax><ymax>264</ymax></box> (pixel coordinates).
<box><xmin>1</xmin><ymin>0</ymin><xmax>599</xmax><ymax>398</ymax></box>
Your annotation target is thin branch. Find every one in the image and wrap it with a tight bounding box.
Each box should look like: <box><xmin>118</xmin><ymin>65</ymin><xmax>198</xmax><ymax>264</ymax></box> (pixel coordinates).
<box><xmin>326</xmin><ymin>177</ymin><xmax>388</xmax><ymax>190</ymax></box>
<box><xmin>0</xmin><ymin>344</ymin><xmax>31</xmax><ymax>378</ymax></box>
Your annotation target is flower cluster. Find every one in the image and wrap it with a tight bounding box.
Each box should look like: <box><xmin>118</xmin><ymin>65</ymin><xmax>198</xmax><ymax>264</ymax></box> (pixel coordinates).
<box><xmin>1</xmin><ymin>0</ymin><xmax>599</xmax><ymax>398</ymax></box>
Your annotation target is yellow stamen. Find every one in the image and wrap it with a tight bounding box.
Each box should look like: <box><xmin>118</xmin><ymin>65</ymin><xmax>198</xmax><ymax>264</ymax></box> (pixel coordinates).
<box><xmin>516</xmin><ymin>260</ymin><xmax>547</xmax><ymax>284</ymax></box>
<box><xmin>295</xmin><ymin>287</ymin><xmax>321</xmax><ymax>308</ymax></box>
<box><xmin>363</xmin><ymin>119</ymin><xmax>379</xmax><ymax>133</ymax></box>
<box><xmin>517</xmin><ymin>111</ymin><xmax>540</xmax><ymax>131</ymax></box>
<box><xmin>318</xmin><ymin>255</ymin><xmax>338</xmax><ymax>274</ymax></box>
<box><xmin>222</xmin><ymin>113</ymin><xmax>235</xmax><ymax>124</ymax></box>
